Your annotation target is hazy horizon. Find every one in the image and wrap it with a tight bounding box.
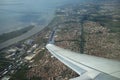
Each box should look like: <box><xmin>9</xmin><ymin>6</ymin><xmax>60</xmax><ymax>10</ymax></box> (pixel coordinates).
<box><xmin>0</xmin><ymin>0</ymin><xmax>79</xmax><ymax>35</ymax></box>
<box><xmin>1</xmin><ymin>0</ymin><xmax>117</xmax><ymax>35</ymax></box>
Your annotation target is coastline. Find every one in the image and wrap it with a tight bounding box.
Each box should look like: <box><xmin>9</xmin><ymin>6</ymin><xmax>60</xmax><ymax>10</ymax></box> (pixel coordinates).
<box><xmin>0</xmin><ymin>24</ymin><xmax>47</xmax><ymax>50</ymax></box>
<box><xmin>0</xmin><ymin>11</ymin><xmax>54</xmax><ymax>50</ymax></box>
<box><xmin>0</xmin><ymin>25</ymin><xmax>34</xmax><ymax>44</ymax></box>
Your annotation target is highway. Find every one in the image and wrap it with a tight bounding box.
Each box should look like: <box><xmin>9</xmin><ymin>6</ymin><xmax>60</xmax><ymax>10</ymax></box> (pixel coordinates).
<box><xmin>48</xmin><ymin>28</ymin><xmax>56</xmax><ymax>44</ymax></box>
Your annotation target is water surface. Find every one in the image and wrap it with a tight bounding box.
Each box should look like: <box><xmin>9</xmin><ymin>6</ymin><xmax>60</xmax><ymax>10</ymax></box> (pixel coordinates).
<box><xmin>0</xmin><ymin>0</ymin><xmax>75</xmax><ymax>34</ymax></box>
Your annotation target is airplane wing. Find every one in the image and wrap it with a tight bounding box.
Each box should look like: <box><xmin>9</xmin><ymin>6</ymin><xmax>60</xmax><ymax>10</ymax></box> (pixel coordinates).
<box><xmin>46</xmin><ymin>44</ymin><xmax>120</xmax><ymax>80</ymax></box>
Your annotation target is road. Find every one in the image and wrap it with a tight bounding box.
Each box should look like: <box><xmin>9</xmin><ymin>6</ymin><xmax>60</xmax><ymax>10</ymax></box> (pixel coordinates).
<box><xmin>48</xmin><ymin>29</ymin><xmax>56</xmax><ymax>44</ymax></box>
<box><xmin>0</xmin><ymin>26</ymin><xmax>45</xmax><ymax>50</ymax></box>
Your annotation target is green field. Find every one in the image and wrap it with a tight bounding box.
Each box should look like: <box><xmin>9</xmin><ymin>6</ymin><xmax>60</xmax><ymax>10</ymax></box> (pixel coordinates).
<box><xmin>88</xmin><ymin>14</ymin><xmax>120</xmax><ymax>33</ymax></box>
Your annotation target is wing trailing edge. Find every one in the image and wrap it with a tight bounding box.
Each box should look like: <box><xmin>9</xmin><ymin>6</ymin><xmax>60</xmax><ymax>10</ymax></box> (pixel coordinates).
<box><xmin>46</xmin><ymin>44</ymin><xmax>120</xmax><ymax>80</ymax></box>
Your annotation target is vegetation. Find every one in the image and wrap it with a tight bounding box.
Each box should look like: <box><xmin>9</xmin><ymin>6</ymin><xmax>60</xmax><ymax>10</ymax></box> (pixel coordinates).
<box><xmin>0</xmin><ymin>58</ymin><xmax>10</xmax><ymax>71</ymax></box>
<box><xmin>10</xmin><ymin>65</ymin><xmax>29</xmax><ymax>80</ymax></box>
<box><xmin>0</xmin><ymin>53</ymin><xmax>10</xmax><ymax>68</ymax></box>
<box><xmin>88</xmin><ymin>15</ymin><xmax>120</xmax><ymax>33</ymax></box>
<box><xmin>33</xmin><ymin>49</ymin><xmax>45</xmax><ymax>62</ymax></box>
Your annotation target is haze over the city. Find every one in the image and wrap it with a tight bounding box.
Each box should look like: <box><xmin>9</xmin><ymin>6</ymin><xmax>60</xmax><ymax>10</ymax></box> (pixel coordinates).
<box><xmin>0</xmin><ymin>0</ymin><xmax>120</xmax><ymax>80</ymax></box>
<box><xmin>0</xmin><ymin>0</ymin><xmax>80</xmax><ymax>34</ymax></box>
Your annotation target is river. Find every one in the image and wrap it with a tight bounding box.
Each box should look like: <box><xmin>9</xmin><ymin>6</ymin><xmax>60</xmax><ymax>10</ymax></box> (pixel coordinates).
<box><xmin>0</xmin><ymin>0</ymin><xmax>80</xmax><ymax>34</ymax></box>
<box><xmin>0</xmin><ymin>0</ymin><xmax>81</xmax><ymax>50</ymax></box>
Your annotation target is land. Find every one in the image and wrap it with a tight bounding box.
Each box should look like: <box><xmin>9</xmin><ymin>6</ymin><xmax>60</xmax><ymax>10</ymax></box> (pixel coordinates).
<box><xmin>0</xmin><ymin>0</ymin><xmax>120</xmax><ymax>80</ymax></box>
<box><xmin>54</xmin><ymin>0</ymin><xmax>120</xmax><ymax>60</ymax></box>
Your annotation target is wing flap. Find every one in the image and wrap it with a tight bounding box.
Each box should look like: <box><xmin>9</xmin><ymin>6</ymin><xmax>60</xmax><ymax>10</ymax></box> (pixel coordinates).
<box><xmin>46</xmin><ymin>44</ymin><xmax>120</xmax><ymax>79</ymax></box>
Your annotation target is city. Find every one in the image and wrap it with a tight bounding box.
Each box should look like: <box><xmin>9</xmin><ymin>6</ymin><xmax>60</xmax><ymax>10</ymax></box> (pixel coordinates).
<box><xmin>0</xmin><ymin>0</ymin><xmax>120</xmax><ymax>80</ymax></box>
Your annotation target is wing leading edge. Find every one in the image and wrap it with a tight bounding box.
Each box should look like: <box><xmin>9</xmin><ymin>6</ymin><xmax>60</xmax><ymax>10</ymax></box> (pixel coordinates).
<box><xmin>46</xmin><ymin>44</ymin><xmax>120</xmax><ymax>80</ymax></box>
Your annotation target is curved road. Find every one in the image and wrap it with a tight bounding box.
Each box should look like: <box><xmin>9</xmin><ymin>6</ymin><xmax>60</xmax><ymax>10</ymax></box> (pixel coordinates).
<box><xmin>0</xmin><ymin>25</ymin><xmax>45</xmax><ymax>50</ymax></box>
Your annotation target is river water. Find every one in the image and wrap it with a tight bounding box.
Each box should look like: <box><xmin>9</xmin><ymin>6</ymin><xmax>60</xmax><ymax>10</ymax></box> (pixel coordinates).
<box><xmin>0</xmin><ymin>0</ymin><xmax>78</xmax><ymax>35</ymax></box>
<box><xmin>0</xmin><ymin>0</ymin><xmax>81</xmax><ymax>50</ymax></box>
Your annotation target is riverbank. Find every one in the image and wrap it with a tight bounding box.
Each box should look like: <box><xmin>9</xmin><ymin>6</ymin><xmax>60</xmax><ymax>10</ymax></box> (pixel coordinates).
<box><xmin>0</xmin><ymin>14</ymin><xmax>53</xmax><ymax>50</ymax></box>
<box><xmin>0</xmin><ymin>25</ymin><xmax>34</xmax><ymax>44</ymax></box>
<box><xmin>0</xmin><ymin>25</ymin><xmax>45</xmax><ymax>50</ymax></box>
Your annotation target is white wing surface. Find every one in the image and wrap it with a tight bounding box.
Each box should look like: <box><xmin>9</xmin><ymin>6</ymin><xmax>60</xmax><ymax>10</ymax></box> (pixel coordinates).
<box><xmin>46</xmin><ymin>44</ymin><xmax>120</xmax><ymax>80</ymax></box>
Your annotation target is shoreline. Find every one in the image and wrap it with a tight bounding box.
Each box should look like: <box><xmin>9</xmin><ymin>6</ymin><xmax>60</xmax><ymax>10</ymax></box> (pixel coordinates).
<box><xmin>0</xmin><ymin>25</ymin><xmax>34</xmax><ymax>44</ymax></box>
<box><xmin>0</xmin><ymin>24</ymin><xmax>48</xmax><ymax>50</ymax></box>
<box><xmin>0</xmin><ymin>13</ymin><xmax>54</xmax><ymax>50</ymax></box>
